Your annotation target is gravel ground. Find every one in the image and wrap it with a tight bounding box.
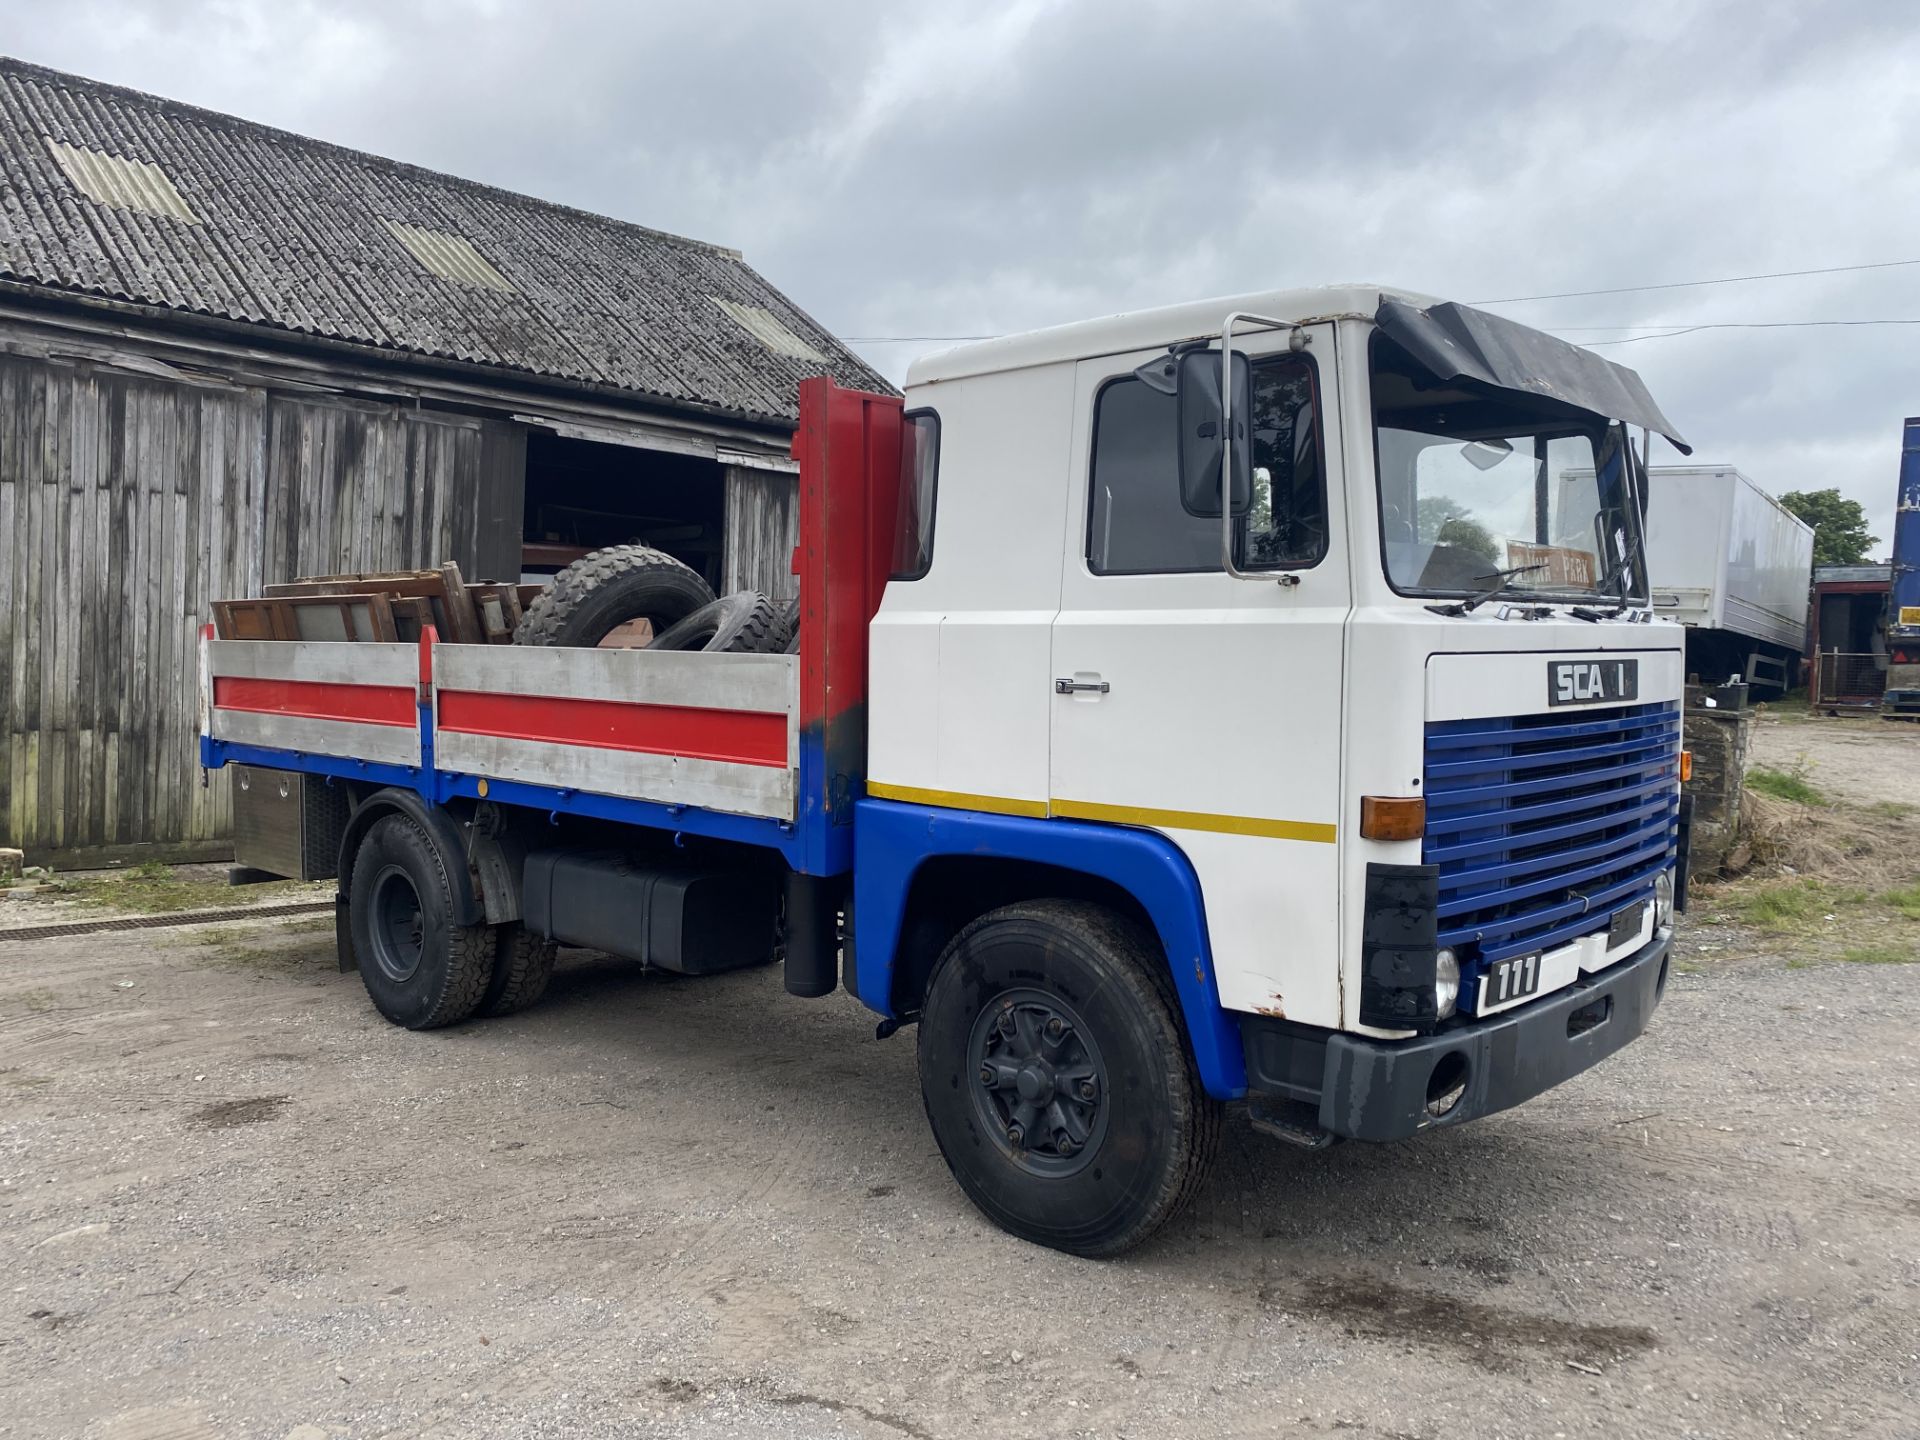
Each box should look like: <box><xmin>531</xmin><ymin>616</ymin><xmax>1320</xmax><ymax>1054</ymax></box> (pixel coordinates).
<box><xmin>1749</xmin><ymin>709</ymin><xmax>1920</xmax><ymax>809</ymax></box>
<box><xmin>2</xmin><ymin>898</ymin><xmax>1916</xmax><ymax>1440</ymax></box>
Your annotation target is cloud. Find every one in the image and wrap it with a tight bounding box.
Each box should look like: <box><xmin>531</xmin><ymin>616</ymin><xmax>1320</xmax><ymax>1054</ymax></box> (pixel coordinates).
<box><xmin>5</xmin><ymin>0</ymin><xmax>1918</xmax><ymax>543</ymax></box>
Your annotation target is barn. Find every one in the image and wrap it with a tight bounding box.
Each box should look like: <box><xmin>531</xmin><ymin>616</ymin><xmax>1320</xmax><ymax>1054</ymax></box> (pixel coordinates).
<box><xmin>0</xmin><ymin>57</ymin><xmax>890</xmax><ymax>867</ymax></box>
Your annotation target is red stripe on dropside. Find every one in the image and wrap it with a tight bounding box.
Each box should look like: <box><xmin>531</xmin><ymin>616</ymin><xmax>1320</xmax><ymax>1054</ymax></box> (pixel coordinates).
<box><xmin>212</xmin><ymin>676</ymin><xmax>416</xmax><ymax>727</ymax></box>
<box><xmin>436</xmin><ymin>690</ymin><xmax>789</xmax><ymax>768</ymax></box>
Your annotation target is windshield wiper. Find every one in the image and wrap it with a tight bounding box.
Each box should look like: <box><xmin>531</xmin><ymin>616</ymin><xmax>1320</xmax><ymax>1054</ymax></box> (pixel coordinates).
<box><xmin>1572</xmin><ymin>549</ymin><xmax>1637</xmax><ymax>620</ymax></box>
<box><xmin>1425</xmin><ymin>563</ymin><xmax>1549</xmax><ymax>617</ymax></box>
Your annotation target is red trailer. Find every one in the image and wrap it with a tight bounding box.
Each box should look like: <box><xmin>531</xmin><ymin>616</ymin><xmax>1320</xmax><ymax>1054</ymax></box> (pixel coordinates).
<box><xmin>1807</xmin><ymin>564</ymin><xmax>1890</xmax><ymax>711</ymax></box>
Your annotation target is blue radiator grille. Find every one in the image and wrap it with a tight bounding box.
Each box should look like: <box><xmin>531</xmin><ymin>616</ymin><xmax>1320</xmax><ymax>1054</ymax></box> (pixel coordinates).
<box><xmin>1423</xmin><ymin>701</ymin><xmax>1680</xmax><ymax>980</ymax></box>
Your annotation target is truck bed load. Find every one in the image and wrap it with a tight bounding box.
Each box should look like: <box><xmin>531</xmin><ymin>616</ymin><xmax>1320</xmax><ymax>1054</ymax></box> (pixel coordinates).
<box><xmin>203</xmin><ymin>378</ymin><xmax>902</xmax><ymax>878</ymax></box>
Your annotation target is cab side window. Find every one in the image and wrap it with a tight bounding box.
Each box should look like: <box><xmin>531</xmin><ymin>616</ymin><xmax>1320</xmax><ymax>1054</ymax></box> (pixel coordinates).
<box><xmin>1087</xmin><ymin>354</ymin><xmax>1325</xmax><ymax>575</ymax></box>
<box><xmin>1245</xmin><ymin>357</ymin><xmax>1327</xmax><ymax>568</ymax></box>
<box><xmin>891</xmin><ymin>409</ymin><xmax>940</xmax><ymax>580</ymax></box>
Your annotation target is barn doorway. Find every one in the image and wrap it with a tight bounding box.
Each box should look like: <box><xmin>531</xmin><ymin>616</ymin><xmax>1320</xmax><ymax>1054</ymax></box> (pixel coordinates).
<box><xmin>519</xmin><ymin>430</ymin><xmax>725</xmax><ymax>593</ymax></box>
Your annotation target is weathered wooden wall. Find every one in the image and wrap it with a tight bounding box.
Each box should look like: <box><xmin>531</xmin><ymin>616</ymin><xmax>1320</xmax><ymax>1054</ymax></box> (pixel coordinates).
<box><xmin>0</xmin><ymin>346</ymin><xmax>521</xmax><ymax>863</ymax></box>
<box><xmin>721</xmin><ymin>465</ymin><xmax>798</xmax><ymax>603</ymax></box>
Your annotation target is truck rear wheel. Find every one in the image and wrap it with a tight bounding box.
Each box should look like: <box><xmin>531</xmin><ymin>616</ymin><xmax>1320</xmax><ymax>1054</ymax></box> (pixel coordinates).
<box><xmin>348</xmin><ymin>814</ymin><xmax>495</xmax><ymax>1029</ymax></box>
<box><xmin>917</xmin><ymin>900</ymin><xmax>1221</xmax><ymax>1257</ymax></box>
<box><xmin>478</xmin><ymin>922</ymin><xmax>557</xmax><ymax>1017</ymax></box>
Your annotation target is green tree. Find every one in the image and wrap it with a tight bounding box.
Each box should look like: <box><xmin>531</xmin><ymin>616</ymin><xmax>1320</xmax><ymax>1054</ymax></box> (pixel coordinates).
<box><xmin>1779</xmin><ymin>487</ymin><xmax>1879</xmax><ymax>566</ymax></box>
<box><xmin>1416</xmin><ymin>495</ymin><xmax>1500</xmax><ymax>568</ymax></box>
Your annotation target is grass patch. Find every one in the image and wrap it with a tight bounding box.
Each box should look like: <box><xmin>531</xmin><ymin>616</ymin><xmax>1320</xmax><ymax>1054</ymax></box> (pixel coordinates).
<box><xmin>1731</xmin><ymin>879</ymin><xmax>1868</xmax><ymax>934</ymax></box>
<box><xmin>55</xmin><ymin>861</ymin><xmax>311</xmax><ymax>915</ymax></box>
<box><xmin>1747</xmin><ymin>766</ymin><xmax>1827</xmax><ymax>806</ymax></box>
<box><xmin>1880</xmin><ymin>883</ymin><xmax>1920</xmax><ymax>920</ymax></box>
<box><xmin>1839</xmin><ymin>942</ymin><xmax>1916</xmax><ymax>965</ymax></box>
<box><xmin>1865</xmin><ymin>799</ymin><xmax>1918</xmax><ymax>820</ymax></box>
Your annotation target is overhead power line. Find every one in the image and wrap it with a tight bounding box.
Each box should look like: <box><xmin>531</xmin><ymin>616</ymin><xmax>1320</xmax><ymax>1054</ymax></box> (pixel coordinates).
<box><xmin>1578</xmin><ymin>318</ymin><xmax>1920</xmax><ymax>347</ymax></box>
<box><xmin>1469</xmin><ymin>257</ymin><xmax>1920</xmax><ymax>306</ymax></box>
<box><xmin>846</xmin><ymin>257</ymin><xmax>1920</xmax><ymax>344</ymax></box>
<box><xmin>849</xmin><ymin>314</ymin><xmax>1920</xmax><ymax>349</ymax></box>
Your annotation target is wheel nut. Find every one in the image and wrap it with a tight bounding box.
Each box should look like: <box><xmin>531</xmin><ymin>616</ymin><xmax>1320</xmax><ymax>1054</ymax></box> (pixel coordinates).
<box><xmin>997</xmin><ymin>1010</ymin><xmax>1017</xmax><ymax>1036</ymax></box>
<box><xmin>1077</xmin><ymin>1079</ymin><xmax>1097</xmax><ymax>1102</ymax></box>
<box><xmin>1056</xmin><ymin>1133</ymin><xmax>1076</xmax><ymax>1155</ymax></box>
<box><xmin>1045</xmin><ymin>1016</ymin><xmax>1065</xmax><ymax>1039</ymax></box>
<box><xmin>1006</xmin><ymin>1123</ymin><xmax>1025</xmax><ymax>1148</ymax></box>
<box><xmin>979</xmin><ymin>1065</ymin><xmax>995</xmax><ymax>1087</ymax></box>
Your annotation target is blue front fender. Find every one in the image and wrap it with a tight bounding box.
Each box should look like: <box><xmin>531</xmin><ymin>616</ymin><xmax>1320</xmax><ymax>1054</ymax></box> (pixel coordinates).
<box><xmin>850</xmin><ymin>798</ymin><xmax>1248</xmax><ymax>1100</ymax></box>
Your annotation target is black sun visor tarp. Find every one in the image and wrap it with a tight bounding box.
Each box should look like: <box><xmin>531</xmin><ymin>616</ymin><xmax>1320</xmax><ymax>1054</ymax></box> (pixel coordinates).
<box><xmin>1375</xmin><ymin>298</ymin><xmax>1691</xmax><ymax>454</ymax></box>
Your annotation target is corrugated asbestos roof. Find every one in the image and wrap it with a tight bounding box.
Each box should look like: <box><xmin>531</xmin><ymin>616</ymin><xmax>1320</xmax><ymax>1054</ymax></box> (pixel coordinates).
<box><xmin>0</xmin><ymin>57</ymin><xmax>890</xmax><ymax>423</ymax></box>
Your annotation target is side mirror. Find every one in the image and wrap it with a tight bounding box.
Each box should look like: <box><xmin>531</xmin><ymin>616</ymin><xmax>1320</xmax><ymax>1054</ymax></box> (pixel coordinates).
<box><xmin>1176</xmin><ymin>349</ymin><xmax>1252</xmax><ymax>518</ymax></box>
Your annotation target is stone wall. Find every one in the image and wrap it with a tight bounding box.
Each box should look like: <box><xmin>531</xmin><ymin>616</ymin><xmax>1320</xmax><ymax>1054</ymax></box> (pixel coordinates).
<box><xmin>1682</xmin><ymin>681</ymin><xmax>1752</xmax><ymax>875</ymax></box>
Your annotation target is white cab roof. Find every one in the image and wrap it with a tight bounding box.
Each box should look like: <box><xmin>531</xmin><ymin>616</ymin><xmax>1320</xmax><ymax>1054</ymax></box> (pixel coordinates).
<box><xmin>906</xmin><ymin>283</ymin><xmax>1440</xmax><ymax>386</ymax></box>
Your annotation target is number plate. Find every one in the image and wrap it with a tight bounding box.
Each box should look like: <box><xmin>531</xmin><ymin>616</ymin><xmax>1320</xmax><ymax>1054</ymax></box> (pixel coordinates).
<box><xmin>1607</xmin><ymin>899</ymin><xmax>1650</xmax><ymax>949</ymax></box>
<box><xmin>1548</xmin><ymin>657</ymin><xmax>1639</xmax><ymax>707</ymax></box>
<box><xmin>1481</xmin><ymin>951</ymin><xmax>1541</xmax><ymax>1010</ymax></box>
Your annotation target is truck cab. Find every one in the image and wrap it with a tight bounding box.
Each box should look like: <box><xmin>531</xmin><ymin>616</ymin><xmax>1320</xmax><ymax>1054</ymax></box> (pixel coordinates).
<box><xmin>859</xmin><ymin>285</ymin><xmax>1686</xmax><ymax>1223</ymax></box>
<box><xmin>202</xmin><ymin>285</ymin><xmax>1690</xmax><ymax>1258</ymax></box>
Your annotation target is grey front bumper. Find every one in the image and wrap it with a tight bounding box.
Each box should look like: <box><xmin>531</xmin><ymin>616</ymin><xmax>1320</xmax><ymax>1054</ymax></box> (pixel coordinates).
<box><xmin>1242</xmin><ymin>930</ymin><xmax>1673</xmax><ymax>1142</ymax></box>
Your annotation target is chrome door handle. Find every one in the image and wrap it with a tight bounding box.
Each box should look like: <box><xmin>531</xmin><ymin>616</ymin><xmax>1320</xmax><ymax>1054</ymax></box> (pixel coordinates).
<box><xmin>1054</xmin><ymin>678</ymin><xmax>1110</xmax><ymax>695</ymax></box>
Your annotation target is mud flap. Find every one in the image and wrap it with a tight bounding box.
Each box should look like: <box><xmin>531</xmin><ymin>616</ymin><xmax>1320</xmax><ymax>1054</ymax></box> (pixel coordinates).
<box><xmin>335</xmin><ymin>891</ymin><xmax>355</xmax><ymax>973</ymax></box>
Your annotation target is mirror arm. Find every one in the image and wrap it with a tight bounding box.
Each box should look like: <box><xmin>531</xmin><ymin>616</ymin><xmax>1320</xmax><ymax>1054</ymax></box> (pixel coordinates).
<box><xmin>1218</xmin><ymin>311</ymin><xmax>1309</xmax><ymax>585</ymax></box>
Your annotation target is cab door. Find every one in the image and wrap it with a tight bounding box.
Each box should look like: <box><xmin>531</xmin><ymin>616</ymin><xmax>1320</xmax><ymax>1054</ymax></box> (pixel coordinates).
<box><xmin>1048</xmin><ymin>323</ymin><xmax>1351</xmax><ymax>1026</ymax></box>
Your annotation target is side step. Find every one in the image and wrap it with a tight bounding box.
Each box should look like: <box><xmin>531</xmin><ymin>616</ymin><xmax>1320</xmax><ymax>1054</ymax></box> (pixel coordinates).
<box><xmin>1248</xmin><ymin>1095</ymin><xmax>1339</xmax><ymax>1150</ymax></box>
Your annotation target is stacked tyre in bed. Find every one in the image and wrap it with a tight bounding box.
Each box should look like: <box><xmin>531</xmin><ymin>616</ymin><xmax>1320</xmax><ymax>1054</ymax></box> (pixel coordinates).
<box><xmin>512</xmin><ymin>544</ymin><xmax>797</xmax><ymax>655</ymax></box>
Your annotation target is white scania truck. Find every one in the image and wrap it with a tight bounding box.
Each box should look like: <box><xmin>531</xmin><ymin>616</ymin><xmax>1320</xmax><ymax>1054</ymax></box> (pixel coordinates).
<box><xmin>204</xmin><ymin>286</ymin><xmax>1691</xmax><ymax>1256</ymax></box>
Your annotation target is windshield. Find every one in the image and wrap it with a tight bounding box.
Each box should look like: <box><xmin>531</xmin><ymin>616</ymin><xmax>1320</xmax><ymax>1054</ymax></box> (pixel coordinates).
<box><xmin>1371</xmin><ymin>337</ymin><xmax>1645</xmax><ymax>601</ymax></box>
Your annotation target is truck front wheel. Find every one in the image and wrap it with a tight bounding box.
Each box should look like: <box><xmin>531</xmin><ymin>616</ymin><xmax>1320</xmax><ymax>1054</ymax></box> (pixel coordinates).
<box><xmin>348</xmin><ymin>814</ymin><xmax>495</xmax><ymax>1029</ymax></box>
<box><xmin>917</xmin><ymin>900</ymin><xmax>1221</xmax><ymax>1257</ymax></box>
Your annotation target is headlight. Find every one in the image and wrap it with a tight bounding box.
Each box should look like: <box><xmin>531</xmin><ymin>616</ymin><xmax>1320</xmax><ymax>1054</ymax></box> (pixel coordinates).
<box><xmin>1654</xmin><ymin>869</ymin><xmax>1675</xmax><ymax>929</ymax></box>
<box><xmin>1434</xmin><ymin>947</ymin><xmax>1460</xmax><ymax>1020</ymax></box>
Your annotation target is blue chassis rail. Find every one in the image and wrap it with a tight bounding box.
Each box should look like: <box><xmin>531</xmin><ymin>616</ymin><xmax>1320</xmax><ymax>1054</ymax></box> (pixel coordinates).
<box><xmin>201</xmin><ymin>735</ymin><xmax>1253</xmax><ymax>1100</ymax></box>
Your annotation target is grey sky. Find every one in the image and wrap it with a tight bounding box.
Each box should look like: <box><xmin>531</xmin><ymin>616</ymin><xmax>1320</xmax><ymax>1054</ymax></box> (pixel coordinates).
<box><xmin>5</xmin><ymin>0</ymin><xmax>1917</xmax><ymax>547</ymax></box>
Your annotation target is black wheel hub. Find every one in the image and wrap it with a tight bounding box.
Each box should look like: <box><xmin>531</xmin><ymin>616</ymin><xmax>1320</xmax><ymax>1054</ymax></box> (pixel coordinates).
<box><xmin>369</xmin><ymin>865</ymin><xmax>426</xmax><ymax>984</ymax></box>
<box><xmin>969</xmin><ymin>988</ymin><xmax>1108</xmax><ymax>1176</ymax></box>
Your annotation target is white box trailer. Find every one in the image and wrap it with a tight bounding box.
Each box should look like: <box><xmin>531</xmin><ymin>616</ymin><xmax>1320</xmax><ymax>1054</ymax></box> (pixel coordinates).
<box><xmin>1642</xmin><ymin>465</ymin><xmax>1814</xmax><ymax>695</ymax></box>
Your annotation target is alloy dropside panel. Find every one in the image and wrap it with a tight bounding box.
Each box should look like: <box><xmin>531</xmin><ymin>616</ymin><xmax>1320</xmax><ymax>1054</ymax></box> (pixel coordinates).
<box><xmin>199</xmin><ymin>378</ymin><xmax>908</xmax><ymax>878</ymax></box>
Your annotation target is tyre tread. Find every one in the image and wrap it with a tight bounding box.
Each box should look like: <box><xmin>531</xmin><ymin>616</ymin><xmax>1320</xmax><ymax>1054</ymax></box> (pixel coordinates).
<box><xmin>352</xmin><ymin>813</ymin><xmax>494</xmax><ymax>1030</ymax></box>
<box><xmin>647</xmin><ymin>591</ymin><xmax>783</xmax><ymax>654</ymax></box>
<box><xmin>479</xmin><ymin>923</ymin><xmax>558</xmax><ymax>1017</ymax></box>
<box><xmin>514</xmin><ymin>544</ymin><xmax>713</xmax><ymax>648</ymax></box>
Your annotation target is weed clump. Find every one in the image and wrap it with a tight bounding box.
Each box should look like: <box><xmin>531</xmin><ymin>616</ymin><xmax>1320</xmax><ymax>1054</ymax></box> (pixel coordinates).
<box><xmin>1747</xmin><ymin>765</ymin><xmax>1827</xmax><ymax>806</ymax></box>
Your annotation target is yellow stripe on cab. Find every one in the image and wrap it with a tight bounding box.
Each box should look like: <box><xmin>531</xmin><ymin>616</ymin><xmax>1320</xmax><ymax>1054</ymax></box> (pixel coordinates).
<box><xmin>864</xmin><ymin>782</ymin><xmax>1335</xmax><ymax>843</ymax></box>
